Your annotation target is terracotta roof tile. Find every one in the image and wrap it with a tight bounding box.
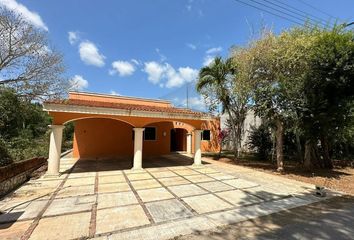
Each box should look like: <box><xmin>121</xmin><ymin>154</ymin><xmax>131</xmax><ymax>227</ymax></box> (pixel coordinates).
<box><xmin>45</xmin><ymin>99</ymin><xmax>211</xmax><ymax>117</ymax></box>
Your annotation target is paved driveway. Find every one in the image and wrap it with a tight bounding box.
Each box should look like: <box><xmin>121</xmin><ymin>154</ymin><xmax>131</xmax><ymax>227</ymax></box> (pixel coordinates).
<box><xmin>0</xmin><ymin>154</ymin><xmax>339</xmax><ymax>240</ymax></box>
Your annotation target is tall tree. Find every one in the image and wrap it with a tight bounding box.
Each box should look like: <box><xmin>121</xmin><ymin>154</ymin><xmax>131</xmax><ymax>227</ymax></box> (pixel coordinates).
<box><xmin>0</xmin><ymin>8</ymin><xmax>67</xmax><ymax>100</ymax></box>
<box><xmin>196</xmin><ymin>57</ymin><xmax>240</xmax><ymax>158</ymax></box>
<box><xmin>245</xmin><ymin>30</ymin><xmax>309</xmax><ymax>171</ymax></box>
<box><xmin>301</xmin><ymin>26</ymin><xmax>354</xmax><ymax>169</ymax></box>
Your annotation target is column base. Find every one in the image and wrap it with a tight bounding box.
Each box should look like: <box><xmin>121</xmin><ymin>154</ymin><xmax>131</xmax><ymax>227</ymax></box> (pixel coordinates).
<box><xmin>192</xmin><ymin>163</ymin><xmax>203</xmax><ymax>167</ymax></box>
<box><xmin>131</xmin><ymin>167</ymin><xmax>144</xmax><ymax>171</ymax></box>
<box><xmin>43</xmin><ymin>173</ymin><xmax>61</xmax><ymax>178</ymax></box>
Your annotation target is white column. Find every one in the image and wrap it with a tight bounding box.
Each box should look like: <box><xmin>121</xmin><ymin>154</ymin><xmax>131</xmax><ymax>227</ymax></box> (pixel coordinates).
<box><xmin>47</xmin><ymin>125</ymin><xmax>64</xmax><ymax>176</ymax></box>
<box><xmin>186</xmin><ymin>133</ymin><xmax>192</xmax><ymax>154</ymax></box>
<box><xmin>133</xmin><ymin>128</ymin><xmax>145</xmax><ymax>170</ymax></box>
<box><xmin>193</xmin><ymin>130</ymin><xmax>202</xmax><ymax>165</ymax></box>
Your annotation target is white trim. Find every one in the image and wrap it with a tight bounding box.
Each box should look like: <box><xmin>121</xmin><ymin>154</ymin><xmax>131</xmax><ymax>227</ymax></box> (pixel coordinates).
<box><xmin>43</xmin><ymin>103</ymin><xmax>215</xmax><ymax>121</ymax></box>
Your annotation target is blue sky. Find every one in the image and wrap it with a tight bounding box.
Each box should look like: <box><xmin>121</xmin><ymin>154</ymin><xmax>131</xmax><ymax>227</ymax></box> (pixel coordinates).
<box><xmin>1</xmin><ymin>0</ymin><xmax>353</xmax><ymax>110</ymax></box>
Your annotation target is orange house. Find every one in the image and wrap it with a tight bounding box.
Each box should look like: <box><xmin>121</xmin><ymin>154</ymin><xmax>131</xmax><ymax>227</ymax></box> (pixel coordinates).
<box><xmin>43</xmin><ymin>92</ymin><xmax>220</xmax><ymax>175</ymax></box>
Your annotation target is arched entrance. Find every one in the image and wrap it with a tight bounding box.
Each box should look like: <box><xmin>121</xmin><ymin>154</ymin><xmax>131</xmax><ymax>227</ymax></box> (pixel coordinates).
<box><xmin>170</xmin><ymin>128</ymin><xmax>187</xmax><ymax>152</ymax></box>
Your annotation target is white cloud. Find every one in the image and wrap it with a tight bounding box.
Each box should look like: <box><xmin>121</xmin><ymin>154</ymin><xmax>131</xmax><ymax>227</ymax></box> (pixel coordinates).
<box><xmin>79</xmin><ymin>40</ymin><xmax>105</xmax><ymax>67</ymax></box>
<box><xmin>143</xmin><ymin>61</ymin><xmax>198</xmax><ymax>88</ymax></box>
<box><xmin>206</xmin><ymin>47</ymin><xmax>222</xmax><ymax>54</ymax></box>
<box><xmin>165</xmin><ymin>65</ymin><xmax>184</xmax><ymax>88</ymax></box>
<box><xmin>179</xmin><ymin>67</ymin><xmax>198</xmax><ymax>82</ymax></box>
<box><xmin>174</xmin><ymin>96</ymin><xmax>206</xmax><ymax>111</ymax></box>
<box><xmin>203</xmin><ymin>47</ymin><xmax>222</xmax><ymax>66</ymax></box>
<box><xmin>155</xmin><ymin>48</ymin><xmax>167</xmax><ymax>62</ymax></box>
<box><xmin>110</xmin><ymin>90</ymin><xmax>121</xmax><ymax>96</ymax></box>
<box><xmin>186</xmin><ymin>96</ymin><xmax>206</xmax><ymax>110</ymax></box>
<box><xmin>69</xmin><ymin>75</ymin><xmax>88</xmax><ymax>91</ymax></box>
<box><xmin>68</xmin><ymin>31</ymin><xmax>80</xmax><ymax>45</ymax></box>
<box><xmin>0</xmin><ymin>0</ymin><xmax>48</xmax><ymax>31</ymax></box>
<box><xmin>186</xmin><ymin>43</ymin><xmax>197</xmax><ymax>50</ymax></box>
<box><xmin>203</xmin><ymin>55</ymin><xmax>215</xmax><ymax>66</ymax></box>
<box><xmin>131</xmin><ymin>59</ymin><xmax>140</xmax><ymax>65</ymax></box>
<box><xmin>110</xmin><ymin>61</ymin><xmax>135</xmax><ymax>76</ymax></box>
<box><xmin>143</xmin><ymin>61</ymin><xmax>165</xmax><ymax>84</ymax></box>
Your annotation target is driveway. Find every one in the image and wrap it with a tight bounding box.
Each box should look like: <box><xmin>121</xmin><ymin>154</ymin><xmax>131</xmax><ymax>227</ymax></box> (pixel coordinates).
<box><xmin>0</xmin><ymin>154</ymin><xmax>340</xmax><ymax>240</ymax></box>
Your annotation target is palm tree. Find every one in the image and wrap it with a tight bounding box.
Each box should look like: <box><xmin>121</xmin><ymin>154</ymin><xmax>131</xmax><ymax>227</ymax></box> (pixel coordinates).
<box><xmin>196</xmin><ymin>57</ymin><xmax>240</xmax><ymax>158</ymax></box>
<box><xmin>196</xmin><ymin>57</ymin><xmax>233</xmax><ymax>108</ymax></box>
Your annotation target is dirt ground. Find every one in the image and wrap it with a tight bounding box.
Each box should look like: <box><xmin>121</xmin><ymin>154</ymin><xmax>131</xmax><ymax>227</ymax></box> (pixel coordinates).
<box><xmin>204</xmin><ymin>155</ymin><xmax>354</xmax><ymax>196</ymax></box>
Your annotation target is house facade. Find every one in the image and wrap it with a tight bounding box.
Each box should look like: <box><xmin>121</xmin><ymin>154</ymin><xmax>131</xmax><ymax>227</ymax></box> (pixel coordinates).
<box><xmin>43</xmin><ymin>92</ymin><xmax>220</xmax><ymax>175</ymax></box>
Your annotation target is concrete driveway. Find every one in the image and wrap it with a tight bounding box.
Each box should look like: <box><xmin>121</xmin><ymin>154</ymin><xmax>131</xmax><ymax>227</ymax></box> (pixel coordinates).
<box><xmin>0</xmin><ymin>154</ymin><xmax>339</xmax><ymax>240</ymax></box>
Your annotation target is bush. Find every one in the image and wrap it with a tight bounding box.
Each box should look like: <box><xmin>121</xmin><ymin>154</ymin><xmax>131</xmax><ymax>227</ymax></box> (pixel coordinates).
<box><xmin>247</xmin><ymin>124</ymin><xmax>272</xmax><ymax>160</ymax></box>
<box><xmin>0</xmin><ymin>138</ymin><xmax>13</xmax><ymax>167</ymax></box>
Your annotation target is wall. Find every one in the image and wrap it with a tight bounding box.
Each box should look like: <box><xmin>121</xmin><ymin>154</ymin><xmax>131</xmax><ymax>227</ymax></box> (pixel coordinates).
<box><xmin>72</xmin><ymin>118</ymin><xmax>220</xmax><ymax>159</ymax></box>
<box><xmin>220</xmin><ymin>110</ymin><xmax>261</xmax><ymax>152</ymax></box>
<box><xmin>0</xmin><ymin>157</ymin><xmax>46</xmax><ymax>197</ymax></box>
<box><xmin>73</xmin><ymin>118</ymin><xmax>134</xmax><ymax>159</ymax></box>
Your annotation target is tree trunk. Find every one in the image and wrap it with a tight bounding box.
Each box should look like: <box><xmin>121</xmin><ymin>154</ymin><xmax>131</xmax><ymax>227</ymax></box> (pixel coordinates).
<box><xmin>304</xmin><ymin>139</ymin><xmax>320</xmax><ymax>169</ymax></box>
<box><xmin>304</xmin><ymin>140</ymin><xmax>313</xmax><ymax>169</ymax></box>
<box><xmin>225</xmin><ymin>107</ymin><xmax>239</xmax><ymax>160</ymax></box>
<box><xmin>295</xmin><ymin>133</ymin><xmax>303</xmax><ymax>163</ymax></box>
<box><xmin>275</xmin><ymin>119</ymin><xmax>284</xmax><ymax>172</ymax></box>
<box><xmin>218</xmin><ymin>142</ymin><xmax>222</xmax><ymax>159</ymax></box>
<box><xmin>236</xmin><ymin>124</ymin><xmax>242</xmax><ymax>158</ymax></box>
<box><xmin>321</xmin><ymin>135</ymin><xmax>333</xmax><ymax>169</ymax></box>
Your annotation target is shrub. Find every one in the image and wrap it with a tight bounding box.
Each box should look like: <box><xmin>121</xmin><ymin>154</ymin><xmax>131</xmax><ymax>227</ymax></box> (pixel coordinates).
<box><xmin>247</xmin><ymin>124</ymin><xmax>272</xmax><ymax>160</ymax></box>
<box><xmin>0</xmin><ymin>138</ymin><xmax>13</xmax><ymax>167</ymax></box>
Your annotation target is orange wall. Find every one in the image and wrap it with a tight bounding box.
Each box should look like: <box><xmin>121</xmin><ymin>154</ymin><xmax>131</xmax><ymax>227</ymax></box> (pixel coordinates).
<box><xmin>73</xmin><ymin>118</ymin><xmax>134</xmax><ymax>159</ymax></box>
<box><xmin>72</xmin><ymin>118</ymin><xmax>220</xmax><ymax>159</ymax></box>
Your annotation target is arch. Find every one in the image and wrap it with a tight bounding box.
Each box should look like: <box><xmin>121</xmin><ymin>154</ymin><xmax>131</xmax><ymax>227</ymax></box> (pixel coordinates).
<box><xmin>170</xmin><ymin>128</ymin><xmax>188</xmax><ymax>152</ymax></box>
<box><xmin>63</xmin><ymin>116</ymin><xmax>135</xmax><ymax>127</ymax></box>
<box><xmin>71</xmin><ymin>117</ymin><xmax>135</xmax><ymax>160</ymax></box>
<box><xmin>142</xmin><ymin>120</ymin><xmax>195</xmax><ymax>133</ymax></box>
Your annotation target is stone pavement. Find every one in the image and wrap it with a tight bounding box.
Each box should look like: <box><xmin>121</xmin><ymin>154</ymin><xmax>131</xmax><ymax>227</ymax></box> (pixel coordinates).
<box><xmin>0</xmin><ymin>154</ymin><xmax>340</xmax><ymax>240</ymax></box>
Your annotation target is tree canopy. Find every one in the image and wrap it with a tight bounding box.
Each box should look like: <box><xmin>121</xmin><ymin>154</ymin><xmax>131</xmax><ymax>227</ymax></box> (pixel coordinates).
<box><xmin>0</xmin><ymin>8</ymin><xmax>68</xmax><ymax>100</ymax></box>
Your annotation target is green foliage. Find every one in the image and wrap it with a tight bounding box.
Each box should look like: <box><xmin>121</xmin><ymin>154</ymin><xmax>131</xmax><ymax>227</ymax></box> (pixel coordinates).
<box><xmin>0</xmin><ymin>88</ymin><xmax>54</xmax><ymax>166</ymax></box>
<box><xmin>62</xmin><ymin>122</ymin><xmax>75</xmax><ymax>152</ymax></box>
<box><xmin>196</xmin><ymin>57</ymin><xmax>235</xmax><ymax>114</ymax></box>
<box><xmin>247</xmin><ymin>124</ymin><xmax>272</xmax><ymax>160</ymax></box>
<box><xmin>230</xmin><ymin>24</ymin><xmax>354</xmax><ymax>168</ymax></box>
<box><xmin>0</xmin><ymin>137</ymin><xmax>12</xmax><ymax>167</ymax></box>
<box><xmin>0</xmin><ymin>88</ymin><xmax>24</xmax><ymax>139</ymax></box>
<box><xmin>301</xmin><ymin>27</ymin><xmax>354</xmax><ymax>141</ymax></box>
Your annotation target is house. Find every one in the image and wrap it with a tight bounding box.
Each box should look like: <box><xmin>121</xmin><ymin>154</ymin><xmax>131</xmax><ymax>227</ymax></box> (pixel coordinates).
<box><xmin>43</xmin><ymin>91</ymin><xmax>220</xmax><ymax>175</ymax></box>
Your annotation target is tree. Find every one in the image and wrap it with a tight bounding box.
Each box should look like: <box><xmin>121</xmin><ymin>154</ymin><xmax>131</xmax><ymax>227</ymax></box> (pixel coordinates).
<box><xmin>0</xmin><ymin>8</ymin><xmax>67</xmax><ymax>100</ymax></box>
<box><xmin>217</xmin><ymin>127</ymin><xmax>230</xmax><ymax>158</ymax></box>
<box><xmin>235</xmin><ymin>25</ymin><xmax>354</xmax><ymax>170</ymax></box>
<box><xmin>0</xmin><ymin>87</ymin><xmax>52</xmax><ymax>164</ymax></box>
<box><xmin>243</xmin><ymin>29</ymin><xmax>310</xmax><ymax>171</ymax></box>
<box><xmin>196</xmin><ymin>57</ymin><xmax>242</xmax><ymax>158</ymax></box>
<box><xmin>301</xmin><ymin>26</ymin><xmax>354</xmax><ymax>169</ymax></box>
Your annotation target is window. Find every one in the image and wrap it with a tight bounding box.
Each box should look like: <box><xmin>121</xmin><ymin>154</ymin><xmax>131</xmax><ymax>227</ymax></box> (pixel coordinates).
<box><xmin>202</xmin><ymin>130</ymin><xmax>211</xmax><ymax>141</ymax></box>
<box><xmin>144</xmin><ymin>127</ymin><xmax>156</xmax><ymax>140</ymax></box>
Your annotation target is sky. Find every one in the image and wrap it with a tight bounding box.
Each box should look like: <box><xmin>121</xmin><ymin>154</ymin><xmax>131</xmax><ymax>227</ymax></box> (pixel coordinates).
<box><xmin>1</xmin><ymin>0</ymin><xmax>353</xmax><ymax>110</ymax></box>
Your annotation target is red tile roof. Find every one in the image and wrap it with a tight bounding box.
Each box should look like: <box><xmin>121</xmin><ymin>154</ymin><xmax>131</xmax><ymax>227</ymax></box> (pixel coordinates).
<box><xmin>45</xmin><ymin>99</ymin><xmax>211</xmax><ymax>117</ymax></box>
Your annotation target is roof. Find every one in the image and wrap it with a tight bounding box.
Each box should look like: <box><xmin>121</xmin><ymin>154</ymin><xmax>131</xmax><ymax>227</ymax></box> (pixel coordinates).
<box><xmin>44</xmin><ymin>98</ymin><xmax>212</xmax><ymax>117</ymax></box>
<box><xmin>68</xmin><ymin>91</ymin><xmax>171</xmax><ymax>104</ymax></box>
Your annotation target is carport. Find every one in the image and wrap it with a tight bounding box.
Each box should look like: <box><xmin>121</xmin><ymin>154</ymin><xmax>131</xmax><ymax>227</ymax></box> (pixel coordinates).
<box><xmin>43</xmin><ymin>92</ymin><xmax>220</xmax><ymax>176</ymax></box>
